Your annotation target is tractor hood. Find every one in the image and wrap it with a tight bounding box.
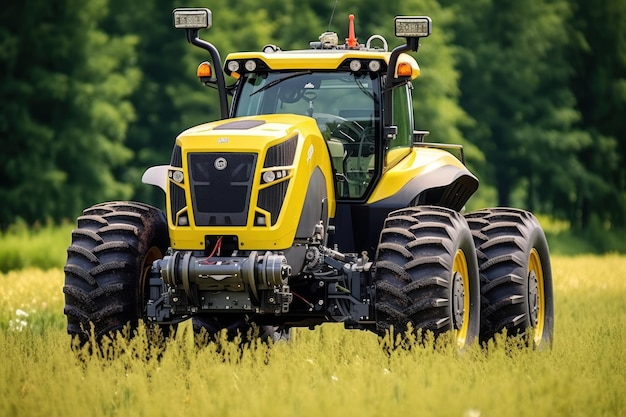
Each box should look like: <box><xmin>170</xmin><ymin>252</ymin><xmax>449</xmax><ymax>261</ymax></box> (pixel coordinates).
<box><xmin>178</xmin><ymin>114</ymin><xmax>314</xmax><ymax>151</ymax></box>
<box><xmin>144</xmin><ymin>114</ymin><xmax>335</xmax><ymax>250</ymax></box>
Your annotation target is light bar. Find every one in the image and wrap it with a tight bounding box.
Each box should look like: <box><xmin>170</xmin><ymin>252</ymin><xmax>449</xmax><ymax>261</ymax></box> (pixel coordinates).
<box><xmin>173</xmin><ymin>8</ymin><xmax>212</xmax><ymax>29</ymax></box>
<box><xmin>394</xmin><ymin>16</ymin><xmax>432</xmax><ymax>38</ymax></box>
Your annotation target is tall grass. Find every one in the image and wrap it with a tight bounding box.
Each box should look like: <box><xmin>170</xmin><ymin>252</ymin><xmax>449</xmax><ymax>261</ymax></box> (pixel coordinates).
<box><xmin>1</xmin><ymin>256</ymin><xmax>625</xmax><ymax>417</ymax></box>
<box><xmin>0</xmin><ymin>221</ymin><xmax>73</xmax><ymax>272</ymax></box>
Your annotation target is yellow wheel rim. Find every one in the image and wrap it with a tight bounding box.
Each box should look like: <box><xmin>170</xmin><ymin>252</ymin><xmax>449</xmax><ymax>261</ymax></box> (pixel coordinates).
<box><xmin>452</xmin><ymin>249</ymin><xmax>471</xmax><ymax>348</ymax></box>
<box><xmin>528</xmin><ymin>248</ymin><xmax>546</xmax><ymax>345</ymax></box>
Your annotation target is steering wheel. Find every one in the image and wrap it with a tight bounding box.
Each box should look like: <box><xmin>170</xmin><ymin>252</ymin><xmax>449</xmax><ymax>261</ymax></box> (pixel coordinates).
<box><xmin>313</xmin><ymin>113</ymin><xmax>364</xmax><ymax>143</ymax></box>
<box><xmin>278</xmin><ymin>87</ymin><xmax>304</xmax><ymax>103</ymax></box>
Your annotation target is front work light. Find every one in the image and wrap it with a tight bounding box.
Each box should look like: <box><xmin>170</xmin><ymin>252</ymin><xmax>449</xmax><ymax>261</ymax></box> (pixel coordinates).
<box><xmin>394</xmin><ymin>16</ymin><xmax>431</xmax><ymax>38</ymax></box>
<box><xmin>173</xmin><ymin>8</ymin><xmax>212</xmax><ymax>29</ymax></box>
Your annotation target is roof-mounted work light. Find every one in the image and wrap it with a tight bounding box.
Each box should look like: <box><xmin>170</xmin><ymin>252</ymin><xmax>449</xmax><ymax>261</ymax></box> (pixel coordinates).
<box><xmin>173</xmin><ymin>8</ymin><xmax>212</xmax><ymax>29</ymax></box>
<box><xmin>394</xmin><ymin>16</ymin><xmax>431</xmax><ymax>38</ymax></box>
<box><xmin>172</xmin><ymin>8</ymin><xmax>228</xmax><ymax>119</ymax></box>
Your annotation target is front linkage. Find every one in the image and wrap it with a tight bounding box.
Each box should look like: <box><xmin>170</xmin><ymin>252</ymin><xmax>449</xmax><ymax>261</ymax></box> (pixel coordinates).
<box><xmin>145</xmin><ymin>235</ymin><xmax>375</xmax><ymax>331</ymax></box>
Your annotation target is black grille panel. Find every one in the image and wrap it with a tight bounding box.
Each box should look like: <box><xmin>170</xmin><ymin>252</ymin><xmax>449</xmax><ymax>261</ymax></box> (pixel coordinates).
<box><xmin>264</xmin><ymin>135</ymin><xmax>298</xmax><ymax>167</ymax></box>
<box><xmin>170</xmin><ymin>145</ymin><xmax>182</xmax><ymax>167</ymax></box>
<box><xmin>188</xmin><ymin>153</ymin><xmax>256</xmax><ymax>226</ymax></box>
<box><xmin>169</xmin><ymin>183</ymin><xmax>186</xmax><ymax>224</ymax></box>
<box><xmin>258</xmin><ymin>180</ymin><xmax>290</xmax><ymax>225</ymax></box>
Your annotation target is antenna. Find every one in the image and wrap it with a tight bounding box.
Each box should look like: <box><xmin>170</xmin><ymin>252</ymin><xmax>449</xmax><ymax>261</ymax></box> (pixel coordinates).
<box><xmin>328</xmin><ymin>0</ymin><xmax>339</xmax><ymax>31</ymax></box>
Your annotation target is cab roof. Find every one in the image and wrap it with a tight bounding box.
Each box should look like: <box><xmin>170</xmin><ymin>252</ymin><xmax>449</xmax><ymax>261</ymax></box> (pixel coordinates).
<box><xmin>224</xmin><ymin>49</ymin><xmax>420</xmax><ymax>78</ymax></box>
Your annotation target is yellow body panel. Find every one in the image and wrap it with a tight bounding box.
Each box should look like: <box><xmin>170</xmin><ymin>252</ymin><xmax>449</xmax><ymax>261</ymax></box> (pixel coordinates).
<box><xmin>368</xmin><ymin>147</ymin><xmax>468</xmax><ymax>204</ymax></box>
<box><xmin>167</xmin><ymin>114</ymin><xmax>335</xmax><ymax>251</ymax></box>
<box><xmin>225</xmin><ymin>50</ymin><xmax>420</xmax><ymax>79</ymax></box>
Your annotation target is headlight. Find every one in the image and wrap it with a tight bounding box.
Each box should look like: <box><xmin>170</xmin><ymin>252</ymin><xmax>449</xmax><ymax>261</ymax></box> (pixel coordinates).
<box><xmin>172</xmin><ymin>170</ymin><xmax>184</xmax><ymax>184</ymax></box>
<box><xmin>227</xmin><ymin>61</ymin><xmax>240</xmax><ymax>73</ymax></box>
<box><xmin>262</xmin><ymin>171</ymin><xmax>276</xmax><ymax>183</ymax></box>
<box><xmin>349</xmin><ymin>60</ymin><xmax>362</xmax><ymax>72</ymax></box>
<box><xmin>245</xmin><ymin>60</ymin><xmax>257</xmax><ymax>72</ymax></box>
<box><xmin>368</xmin><ymin>60</ymin><xmax>381</xmax><ymax>72</ymax></box>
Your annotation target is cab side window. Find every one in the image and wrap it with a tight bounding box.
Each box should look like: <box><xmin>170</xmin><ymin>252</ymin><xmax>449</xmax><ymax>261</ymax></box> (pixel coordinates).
<box><xmin>390</xmin><ymin>83</ymin><xmax>414</xmax><ymax>149</ymax></box>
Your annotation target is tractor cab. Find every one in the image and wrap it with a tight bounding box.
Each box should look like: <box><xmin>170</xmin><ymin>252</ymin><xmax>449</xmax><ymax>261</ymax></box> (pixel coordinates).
<box><xmin>232</xmin><ymin>69</ymin><xmax>380</xmax><ymax>198</ymax></box>
<box><xmin>193</xmin><ymin>13</ymin><xmax>428</xmax><ymax>201</ymax></box>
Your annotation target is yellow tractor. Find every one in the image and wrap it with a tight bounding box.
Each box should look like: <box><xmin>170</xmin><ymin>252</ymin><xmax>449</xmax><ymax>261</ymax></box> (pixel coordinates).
<box><xmin>63</xmin><ymin>9</ymin><xmax>554</xmax><ymax>348</ymax></box>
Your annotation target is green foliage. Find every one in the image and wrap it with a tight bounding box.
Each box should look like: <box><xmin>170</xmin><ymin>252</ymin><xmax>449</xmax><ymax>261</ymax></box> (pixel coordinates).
<box><xmin>1</xmin><ymin>257</ymin><xmax>626</xmax><ymax>416</ymax></box>
<box><xmin>0</xmin><ymin>0</ymin><xmax>138</xmax><ymax>228</ymax></box>
<box><xmin>440</xmin><ymin>0</ymin><xmax>587</xmax><ymax>215</ymax></box>
<box><xmin>0</xmin><ymin>0</ymin><xmax>624</xmax><ymax>233</ymax></box>
<box><xmin>566</xmin><ymin>0</ymin><xmax>626</xmax><ymax>228</ymax></box>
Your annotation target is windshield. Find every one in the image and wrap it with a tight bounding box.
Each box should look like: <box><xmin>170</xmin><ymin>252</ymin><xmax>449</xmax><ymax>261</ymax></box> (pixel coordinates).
<box><xmin>233</xmin><ymin>72</ymin><xmax>381</xmax><ymax>198</ymax></box>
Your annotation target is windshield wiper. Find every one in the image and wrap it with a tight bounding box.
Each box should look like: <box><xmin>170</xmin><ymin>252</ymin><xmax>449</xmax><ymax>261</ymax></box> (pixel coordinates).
<box><xmin>249</xmin><ymin>71</ymin><xmax>312</xmax><ymax>97</ymax></box>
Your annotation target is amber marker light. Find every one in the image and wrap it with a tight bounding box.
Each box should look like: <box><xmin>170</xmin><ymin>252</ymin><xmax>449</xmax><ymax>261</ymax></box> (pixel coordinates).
<box><xmin>197</xmin><ymin>61</ymin><xmax>212</xmax><ymax>79</ymax></box>
<box><xmin>396</xmin><ymin>62</ymin><xmax>413</xmax><ymax>77</ymax></box>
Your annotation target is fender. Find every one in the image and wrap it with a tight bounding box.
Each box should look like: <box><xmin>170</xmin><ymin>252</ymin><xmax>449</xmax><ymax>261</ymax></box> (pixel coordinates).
<box><xmin>374</xmin><ymin>165</ymin><xmax>478</xmax><ymax>211</ymax></box>
<box><xmin>331</xmin><ymin>165</ymin><xmax>478</xmax><ymax>255</ymax></box>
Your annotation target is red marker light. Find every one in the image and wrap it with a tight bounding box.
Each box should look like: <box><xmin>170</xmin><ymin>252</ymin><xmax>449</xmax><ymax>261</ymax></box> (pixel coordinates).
<box><xmin>346</xmin><ymin>14</ymin><xmax>358</xmax><ymax>49</ymax></box>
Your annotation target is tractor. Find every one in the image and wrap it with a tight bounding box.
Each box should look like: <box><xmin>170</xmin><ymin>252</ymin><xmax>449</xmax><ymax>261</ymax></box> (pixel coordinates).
<box><xmin>63</xmin><ymin>9</ymin><xmax>554</xmax><ymax>349</ymax></box>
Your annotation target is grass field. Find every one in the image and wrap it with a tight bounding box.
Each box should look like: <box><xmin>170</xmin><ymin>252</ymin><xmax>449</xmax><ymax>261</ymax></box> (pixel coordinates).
<box><xmin>1</xmin><ymin>256</ymin><xmax>625</xmax><ymax>417</ymax></box>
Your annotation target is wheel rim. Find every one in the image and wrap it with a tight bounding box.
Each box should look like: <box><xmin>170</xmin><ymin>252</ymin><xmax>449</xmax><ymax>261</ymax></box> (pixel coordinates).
<box><xmin>528</xmin><ymin>248</ymin><xmax>546</xmax><ymax>345</ymax></box>
<box><xmin>452</xmin><ymin>249</ymin><xmax>471</xmax><ymax>348</ymax></box>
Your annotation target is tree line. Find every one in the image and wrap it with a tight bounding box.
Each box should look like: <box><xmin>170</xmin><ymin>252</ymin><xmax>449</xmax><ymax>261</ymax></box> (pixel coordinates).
<box><xmin>1</xmin><ymin>0</ymin><xmax>624</xmax><ymax>231</ymax></box>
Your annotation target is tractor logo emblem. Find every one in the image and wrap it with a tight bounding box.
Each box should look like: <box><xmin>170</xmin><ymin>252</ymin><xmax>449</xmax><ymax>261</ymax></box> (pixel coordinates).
<box><xmin>214</xmin><ymin>157</ymin><xmax>227</xmax><ymax>170</ymax></box>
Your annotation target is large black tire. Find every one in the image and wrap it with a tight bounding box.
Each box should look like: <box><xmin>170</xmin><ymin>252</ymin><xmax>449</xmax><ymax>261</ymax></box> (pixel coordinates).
<box><xmin>464</xmin><ymin>208</ymin><xmax>554</xmax><ymax>347</ymax></box>
<box><xmin>374</xmin><ymin>206</ymin><xmax>481</xmax><ymax>348</ymax></box>
<box><xmin>63</xmin><ymin>201</ymin><xmax>169</xmax><ymax>345</ymax></box>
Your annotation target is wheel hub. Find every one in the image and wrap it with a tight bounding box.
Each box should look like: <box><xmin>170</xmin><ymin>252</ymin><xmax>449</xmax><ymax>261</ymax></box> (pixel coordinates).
<box><xmin>528</xmin><ymin>270</ymin><xmax>539</xmax><ymax>326</ymax></box>
<box><xmin>452</xmin><ymin>272</ymin><xmax>465</xmax><ymax>330</ymax></box>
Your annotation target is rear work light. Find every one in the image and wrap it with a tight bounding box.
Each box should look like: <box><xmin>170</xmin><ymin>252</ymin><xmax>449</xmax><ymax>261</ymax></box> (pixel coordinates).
<box><xmin>394</xmin><ymin>16</ymin><xmax>432</xmax><ymax>38</ymax></box>
<box><xmin>173</xmin><ymin>8</ymin><xmax>212</xmax><ymax>29</ymax></box>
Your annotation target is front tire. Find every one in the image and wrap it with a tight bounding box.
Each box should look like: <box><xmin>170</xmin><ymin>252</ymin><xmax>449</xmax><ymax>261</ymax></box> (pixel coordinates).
<box><xmin>465</xmin><ymin>208</ymin><xmax>554</xmax><ymax>347</ymax></box>
<box><xmin>63</xmin><ymin>201</ymin><xmax>169</xmax><ymax>345</ymax></box>
<box><xmin>374</xmin><ymin>206</ymin><xmax>481</xmax><ymax>348</ymax></box>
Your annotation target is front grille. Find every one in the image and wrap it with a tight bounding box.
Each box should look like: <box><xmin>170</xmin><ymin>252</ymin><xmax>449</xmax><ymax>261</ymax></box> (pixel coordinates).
<box><xmin>170</xmin><ymin>145</ymin><xmax>182</xmax><ymax>167</ymax></box>
<box><xmin>169</xmin><ymin>183</ymin><xmax>186</xmax><ymax>223</ymax></box>
<box><xmin>256</xmin><ymin>136</ymin><xmax>298</xmax><ymax>225</ymax></box>
<box><xmin>188</xmin><ymin>153</ymin><xmax>256</xmax><ymax>226</ymax></box>
<box><xmin>264</xmin><ymin>135</ymin><xmax>298</xmax><ymax>167</ymax></box>
<box><xmin>258</xmin><ymin>180</ymin><xmax>290</xmax><ymax>225</ymax></box>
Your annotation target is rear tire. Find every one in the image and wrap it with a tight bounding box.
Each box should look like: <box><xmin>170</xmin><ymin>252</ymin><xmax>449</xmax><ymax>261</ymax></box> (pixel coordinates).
<box><xmin>464</xmin><ymin>208</ymin><xmax>554</xmax><ymax>347</ymax></box>
<box><xmin>63</xmin><ymin>201</ymin><xmax>170</xmax><ymax>346</ymax></box>
<box><xmin>374</xmin><ymin>206</ymin><xmax>480</xmax><ymax>348</ymax></box>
